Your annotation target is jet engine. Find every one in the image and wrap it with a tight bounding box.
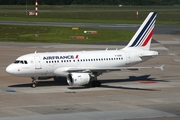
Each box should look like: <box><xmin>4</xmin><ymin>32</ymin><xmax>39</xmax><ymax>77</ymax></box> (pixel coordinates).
<box><xmin>67</xmin><ymin>73</ymin><xmax>90</xmax><ymax>86</ymax></box>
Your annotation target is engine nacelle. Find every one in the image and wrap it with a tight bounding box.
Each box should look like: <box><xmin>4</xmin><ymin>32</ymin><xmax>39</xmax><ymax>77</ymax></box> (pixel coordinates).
<box><xmin>67</xmin><ymin>73</ymin><xmax>90</xmax><ymax>86</ymax></box>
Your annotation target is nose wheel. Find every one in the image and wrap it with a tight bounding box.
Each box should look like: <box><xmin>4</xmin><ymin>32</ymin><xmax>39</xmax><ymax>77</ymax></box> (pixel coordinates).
<box><xmin>31</xmin><ymin>77</ymin><xmax>37</xmax><ymax>88</ymax></box>
<box><xmin>31</xmin><ymin>82</ymin><xmax>36</xmax><ymax>88</ymax></box>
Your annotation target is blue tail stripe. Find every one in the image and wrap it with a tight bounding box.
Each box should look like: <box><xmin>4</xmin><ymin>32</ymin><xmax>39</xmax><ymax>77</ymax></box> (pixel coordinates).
<box><xmin>130</xmin><ymin>12</ymin><xmax>156</xmax><ymax>47</ymax></box>
<box><xmin>135</xmin><ymin>19</ymin><xmax>155</xmax><ymax>47</ymax></box>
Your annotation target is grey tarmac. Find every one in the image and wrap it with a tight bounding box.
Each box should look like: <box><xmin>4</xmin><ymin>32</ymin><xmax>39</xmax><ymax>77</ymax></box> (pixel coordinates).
<box><xmin>0</xmin><ymin>21</ymin><xmax>180</xmax><ymax>120</ymax></box>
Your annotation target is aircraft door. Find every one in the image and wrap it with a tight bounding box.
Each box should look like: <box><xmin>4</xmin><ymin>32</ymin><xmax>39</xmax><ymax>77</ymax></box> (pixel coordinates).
<box><xmin>34</xmin><ymin>56</ymin><xmax>42</xmax><ymax>69</ymax></box>
<box><xmin>125</xmin><ymin>52</ymin><xmax>131</xmax><ymax>65</ymax></box>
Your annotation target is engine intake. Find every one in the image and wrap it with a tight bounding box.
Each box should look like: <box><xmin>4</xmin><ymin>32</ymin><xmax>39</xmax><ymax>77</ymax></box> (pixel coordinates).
<box><xmin>67</xmin><ymin>73</ymin><xmax>90</xmax><ymax>86</ymax></box>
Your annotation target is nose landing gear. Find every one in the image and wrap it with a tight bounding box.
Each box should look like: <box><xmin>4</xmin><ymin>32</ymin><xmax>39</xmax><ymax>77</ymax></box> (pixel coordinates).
<box><xmin>31</xmin><ymin>77</ymin><xmax>37</xmax><ymax>88</ymax></box>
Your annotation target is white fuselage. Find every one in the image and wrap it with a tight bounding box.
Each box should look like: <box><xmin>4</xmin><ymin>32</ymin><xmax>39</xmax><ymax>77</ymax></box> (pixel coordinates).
<box><xmin>6</xmin><ymin>49</ymin><xmax>146</xmax><ymax>77</ymax></box>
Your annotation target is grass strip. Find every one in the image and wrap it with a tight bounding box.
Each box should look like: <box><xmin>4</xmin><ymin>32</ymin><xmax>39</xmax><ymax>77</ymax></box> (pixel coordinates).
<box><xmin>0</xmin><ymin>25</ymin><xmax>134</xmax><ymax>43</ymax></box>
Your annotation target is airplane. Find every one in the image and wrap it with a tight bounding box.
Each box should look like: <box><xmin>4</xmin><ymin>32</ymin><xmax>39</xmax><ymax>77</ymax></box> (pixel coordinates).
<box><xmin>6</xmin><ymin>12</ymin><xmax>163</xmax><ymax>88</ymax></box>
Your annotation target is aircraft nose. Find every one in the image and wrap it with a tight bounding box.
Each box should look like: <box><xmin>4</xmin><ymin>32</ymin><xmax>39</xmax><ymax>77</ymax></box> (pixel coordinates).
<box><xmin>6</xmin><ymin>64</ymin><xmax>14</xmax><ymax>75</ymax></box>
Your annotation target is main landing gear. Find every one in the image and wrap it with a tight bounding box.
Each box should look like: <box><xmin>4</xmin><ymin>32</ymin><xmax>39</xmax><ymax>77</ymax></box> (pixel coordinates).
<box><xmin>90</xmin><ymin>75</ymin><xmax>101</xmax><ymax>87</ymax></box>
<box><xmin>31</xmin><ymin>77</ymin><xmax>37</xmax><ymax>88</ymax></box>
<box><xmin>91</xmin><ymin>81</ymin><xmax>101</xmax><ymax>87</ymax></box>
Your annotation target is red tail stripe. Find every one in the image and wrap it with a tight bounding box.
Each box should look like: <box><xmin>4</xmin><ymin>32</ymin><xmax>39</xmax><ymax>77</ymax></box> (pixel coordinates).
<box><xmin>142</xmin><ymin>29</ymin><xmax>154</xmax><ymax>46</ymax></box>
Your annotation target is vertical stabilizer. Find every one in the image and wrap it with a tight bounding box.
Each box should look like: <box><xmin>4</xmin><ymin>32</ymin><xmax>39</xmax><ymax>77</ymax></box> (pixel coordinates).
<box><xmin>123</xmin><ymin>12</ymin><xmax>157</xmax><ymax>51</ymax></box>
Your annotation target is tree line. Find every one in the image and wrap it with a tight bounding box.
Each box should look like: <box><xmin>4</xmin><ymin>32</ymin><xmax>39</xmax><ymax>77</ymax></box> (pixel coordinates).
<box><xmin>0</xmin><ymin>0</ymin><xmax>180</xmax><ymax>5</ymax></box>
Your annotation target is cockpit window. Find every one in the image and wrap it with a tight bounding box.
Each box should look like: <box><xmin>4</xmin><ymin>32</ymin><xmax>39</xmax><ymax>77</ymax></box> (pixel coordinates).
<box><xmin>14</xmin><ymin>60</ymin><xmax>20</xmax><ymax>64</ymax></box>
<box><xmin>20</xmin><ymin>61</ymin><xmax>24</xmax><ymax>64</ymax></box>
<box><xmin>24</xmin><ymin>61</ymin><xmax>28</xmax><ymax>64</ymax></box>
<box><xmin>14</xmin><ymin>60</ymin><xmax>28</xmax><ymax>64</ymax></box>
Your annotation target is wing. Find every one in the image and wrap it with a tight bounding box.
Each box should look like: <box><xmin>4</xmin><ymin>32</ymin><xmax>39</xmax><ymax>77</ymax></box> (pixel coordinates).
<box><xmin>53</xmin><ymin>65</ymin><xmax>164</xmax><ymax>76</ymax></box>
<box><xmin>67</xmin><ymin>65</ymin><xmax>164</xmax><ymax>72</ymax></box>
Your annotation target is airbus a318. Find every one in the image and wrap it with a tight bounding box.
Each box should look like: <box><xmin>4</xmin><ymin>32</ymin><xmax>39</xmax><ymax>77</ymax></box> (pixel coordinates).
<box><xmin>6</xmin><ymin>12</ymin><xmax>163</xmax><ymax>88</ymax></box>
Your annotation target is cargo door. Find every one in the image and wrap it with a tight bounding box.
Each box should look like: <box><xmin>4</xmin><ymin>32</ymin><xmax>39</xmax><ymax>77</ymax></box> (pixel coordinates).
<box><xmin>125</xmin><ymin>52</ymin><xmax>131</xmax><ymax>65</ymax></box>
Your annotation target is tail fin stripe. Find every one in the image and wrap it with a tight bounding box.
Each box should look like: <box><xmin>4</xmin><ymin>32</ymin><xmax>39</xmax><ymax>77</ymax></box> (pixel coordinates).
<box><xmin>142</xmin><ymin>28</ymin><xmax>154</xmax><ymax>46</ymax></box>
<box><xmin>130</xmin><ymin>12</ymin><xmax>156</xmax><ymax>47</ymax></box>
<box><xmin>131</xmin><ymin>13</ymin><xmax>156</xmax><ymax>47</ymax></box>
<box><xmin>123</xmin><ymin>12</ymin><xmax>157</xmax><ymax>51</ymax></box>
<box><xmin>136</xmin><ymin>21</ymin><xmax>155</xmax><ymax>47</ymax></box>
<box><xmin>131</xmin><ymin>14</ymin><xmax>156</xmax><ymax>47</ymax></box>
<box><xmin>135</xmin><ymin>19</ymin><xmax>155</xmax><ymax>47</ymax></box>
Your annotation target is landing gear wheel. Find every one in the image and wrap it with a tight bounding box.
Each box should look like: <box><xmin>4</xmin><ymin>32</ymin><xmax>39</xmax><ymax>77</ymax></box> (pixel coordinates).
<box><xmin>92</xmin><ymin>81</ymin><xmax>101</xmax><ymax>87</ymax></box>
<box><xmin>31</xmin><ymin>77</ymin><xmax>37</xmax><ymax>88</ymax></box>
<box><xmin>31</xmin><ymin>83</ymin><xmax>36</xmax><ymax>88</ymax></box>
